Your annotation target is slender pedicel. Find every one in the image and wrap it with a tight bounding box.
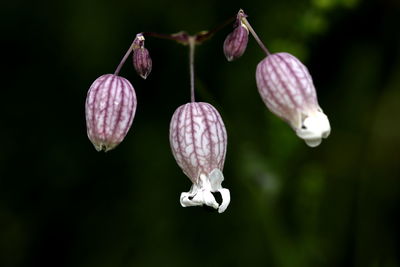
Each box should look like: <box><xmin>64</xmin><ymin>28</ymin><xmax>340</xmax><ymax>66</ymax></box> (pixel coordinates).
<box><xmin>239</xmin><ymin>9</ymin><xmax>271</xmax><ymax>56</ymax></box>
<box><xmin>188</xmin><ymin>36</ymin><xmax>196</xmax><ymax>102</ymax></box>
<box><xmin>114</xmin><ymin>40</ymin><xmax>135</xmax><ymax>76</ymax></box>
<box><xmin>141</xmin><ymin>15</ymin><xmax>236</xmax><ymax>45</ymax></box>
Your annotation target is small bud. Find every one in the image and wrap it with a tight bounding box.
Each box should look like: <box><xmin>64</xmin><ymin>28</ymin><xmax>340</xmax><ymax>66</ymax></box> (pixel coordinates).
<box><xmin>223</xmin><ymin>10</ymin><xmax>249</xmax><ymax>61</ymax></box>
<box><xmin>169</xmin><ymin>102</ymin><xmax>230</xmax><ymax>213</ymax></box>
<box><xmin>256</xmin><ymin>52</ymin><xmax>331</xmax><ymax>147</ymax></box>
<box><xmin>85</xmin><ymin>74</ymin><xmax>137</xmax><ymax>151</ymax></box>
<box><xmin>133</xmin><ymin>33</ymin><xmax>152</xmax><ymax>79</ymax></box>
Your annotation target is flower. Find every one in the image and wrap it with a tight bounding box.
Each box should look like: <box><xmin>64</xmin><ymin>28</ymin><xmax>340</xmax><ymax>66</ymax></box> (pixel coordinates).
<box><xmin>169</xmin><ymin>102</ymin><xmax>230</xmax><ymax>213</ymax></box>
<box><xmin>85</xmin><ymin>74</ymin><xmax>137</xmax><ymax>151</ymax></box>
<box><xmin>132</xmin><ymin>33</ymin><xmax>152</xmax><ymax>79</ymax></box>
<box><xmin>256</xmin><ymin>52</ymin><xmax>331</xmax><ymax>147</ymax></box>
<box><xmin>223</xmin><ymin>10</ymin><xmax>249</xmax><ymax>61</ymax></box>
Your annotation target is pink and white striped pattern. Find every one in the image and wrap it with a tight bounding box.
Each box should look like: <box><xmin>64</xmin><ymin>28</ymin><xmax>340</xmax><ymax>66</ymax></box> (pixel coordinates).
<box><xmin>223</xmin><ymin>22</ymin><xmax>249</xmax><ymax>62</ymax></box>
<box><xmin>85</xmin><ymin>74</ymin><xmax>137</xmax><ymax>151</ymax></box>
<box><xmin>169</xmin><ymin>102</ymin><xmax>227</xmax><ymax>184</ymax></box>
<box><xmin>256</xmin><ymin>52</ymin><xmax>319</xmax><ymax>127</ymax></box>
<box><xmin>132</xmin><ymin>33</ymin><xmax>152</xmax><ymax>79</ymax></box>
<box><xmin>256</xmin><ymin>52</ymin><xmax>330</xmax><ymax>147</ymax></box>
<box><xmin>133</xmin><ymin>47</ymin><xmax>152</xmax><ymax>79</ymax></box>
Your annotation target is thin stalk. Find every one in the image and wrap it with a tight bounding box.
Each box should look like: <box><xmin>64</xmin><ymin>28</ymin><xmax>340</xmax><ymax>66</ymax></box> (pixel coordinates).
<box><xmin>195</xmin><ymin>15</ymin><xmax>236</xmax><ymax>43</ymax></box>
<box><xmin>114</xmin><ymin>40</ymin><xmax>135</xmax><ymax>75</ymax></box>
<box><xmin>188</xmin><ymin>36</ymin><xmax>196</xmax><ymax>102</ymax></box>
<box><xmin>143</xmin><ymin>15</ymin><xmax>236</xmax><ymax>45</ymax></box>
<box><xmin>241</xmin><ymin>16</ymin><xmax>271</xmax><ymax>56</ymax></box>
<box><xmin>142</xmin><ymin>31</ymin><xmax>189</xmax><ymax>44</ymax></box>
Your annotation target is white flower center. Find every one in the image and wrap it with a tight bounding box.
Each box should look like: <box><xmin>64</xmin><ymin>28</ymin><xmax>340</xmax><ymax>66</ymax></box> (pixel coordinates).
<box><xmin>180</xmin><ymin>169</ymin><xmax>230</xmax><ymax>213</ymax></box>
<box><xmin>296</xmin><ymin>111</ymin><xmax>331</xmax><ymax>147</ymax></box>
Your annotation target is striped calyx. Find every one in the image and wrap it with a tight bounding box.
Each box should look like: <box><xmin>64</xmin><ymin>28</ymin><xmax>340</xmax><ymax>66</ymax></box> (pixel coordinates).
<box><xmin>169</xmin><ymin>102</ymin><xmax>230</xmax><ymax>213</ymax></box>
<box><xmin>223</xmin><ymin>10</ymin><xmax>249</xmax><ymax>61</ymax></box>
<box><xmin>133</xmin><ymin>33</ymin><xmax>152</xmax><ymax>79</ymax></box>
<box><xmin>256</xmin><ymin>52</ymin><xmax>331</xmax><ymax>147</ymax></box>
<box><xmin>85</xmin><ymin>74</ymin><xmax>137</xmax><ymax>152</ymax></box>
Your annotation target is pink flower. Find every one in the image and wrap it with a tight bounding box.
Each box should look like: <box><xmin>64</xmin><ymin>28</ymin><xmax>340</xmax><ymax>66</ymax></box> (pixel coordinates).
<box><xmin>256</xmin><ymin>52</ymin><xmax>331</xmax><ymax>147</ymax></box>
<box><xmin>85</xmin><ymin>74</ymin><xmax>137</xmax><ymax>151</ymax></box>
<box><xmin>169</xmin><ymin>102</ymin><xmax>230</xmax><ymax>213</ymax></box>
<box><xmin>132</xmin><ymin>33</ymin><xmax>152</xmax><ymax>79</ymax></box>
<box><xmin>223</xmin><ymin>10</ymin><xmax>249</xmax><ymax>61</ymax></box>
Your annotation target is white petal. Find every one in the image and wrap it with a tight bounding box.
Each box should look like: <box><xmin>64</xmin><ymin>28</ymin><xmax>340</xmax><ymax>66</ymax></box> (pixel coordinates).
<box><xmin>217</xmin><ymin>188</ymin><xmax>231</xmax><ymax>213</ymax></box>
<box><xmin>208</xmin><ymin>169</ymin><xmax>224</xmax><ymax>191</ymax></box>
<box><xmin>209</xmin><ymin>169</ymin><xmax>231</xmax><ymax>213</ymax></box>
<box><xmin>202</xmin><ymin>190</ymin><xmax>219</xmax><ymax>209</ymax></box>
<box><xmin>179</xmin><ymin>184</ymin><xmax>219</xmax><ymax>209</ymax></box>
<box><xmin>304</xmin><ymin>138</ymin><xmax>322</xmax><ymax>147</ymax></box>
<box><xmin>180</xmin><ymin>184</ymin><xmax>202</xmax><ymax>207</ymax></box>
<box><xmin>179</xmin><ymin>169</ymin><xmax>230</xmax><ymax>212</ymax></box>
<box><xmin>180</xmin><ymin>192</ymin><xmax>202</xmax><ymax>207</ymax></box>
<box><xmin>296</xmin><ymin>110</ymin><xmax>330</xmax><ymax>147</ymax></box>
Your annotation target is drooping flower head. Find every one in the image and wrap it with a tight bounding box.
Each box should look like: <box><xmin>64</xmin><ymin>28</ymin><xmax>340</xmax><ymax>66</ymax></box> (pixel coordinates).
<box><xmin>169</xmin><ymin>102</ymin><xmax>230</xmax><ymax>213</ymax></box>
<box><xmin>223</xmin><ymin>9</ymin><xmax>249</xmax><ymax>62</ymax></box>
<box><xmin>132</xmin><ymin>33</ymin><xmax>152</xmax><ymax>79</ymax></box>
<box><xmin>256</xmin><ymin>52</ymin><xmax>331</xmax><ymax>147</ymax></box>
<box><xmin>85</xmin><ymin>74</ymin><xmax>137</xmax><ymax>151</ymax></box>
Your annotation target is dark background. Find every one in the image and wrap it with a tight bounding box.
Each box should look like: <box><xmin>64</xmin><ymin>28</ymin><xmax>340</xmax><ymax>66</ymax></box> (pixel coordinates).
<box><xmin>1</xmin><ymin>0</ymin><xmax>400</xmax><ymax>266</ymax></box>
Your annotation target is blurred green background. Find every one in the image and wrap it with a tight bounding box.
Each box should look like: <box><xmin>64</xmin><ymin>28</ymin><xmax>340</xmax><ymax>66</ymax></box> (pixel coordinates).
<box><xmin>1</xmin><ymin>0</ymin><xmax>400</xmax><ymax>266</ymax></box>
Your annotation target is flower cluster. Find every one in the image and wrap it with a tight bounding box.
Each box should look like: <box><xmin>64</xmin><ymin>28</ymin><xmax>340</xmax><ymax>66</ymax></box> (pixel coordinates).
<box><xmin>84</xmin><ymin>9</ymin><xmax>331</xmax><ymax>213</ymax></box>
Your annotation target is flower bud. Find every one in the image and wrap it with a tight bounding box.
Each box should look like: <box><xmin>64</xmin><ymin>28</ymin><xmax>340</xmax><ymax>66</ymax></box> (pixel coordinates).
<box><xmin>85</xmin><ymin>74</ymin><xmax>137</xmax><ymax>151</ymax></box>
<box><xmin>256</xmin><ymin>52</ymin><xmax>331</xmax><ymax>147</ymax></box>
<box><xmin>223</xmin><ymin>10</ymin><xmax>249</xmax><ymax>61</ymax></box>
<box><xmin>169</xmin><ymin>102</ymin><xmax>230</xmax><ymax>213</ymax></box>
<box><xmin>132</xmin><ymin>33</ymin><xmax>152</xmax><ymax>79</ymax></box>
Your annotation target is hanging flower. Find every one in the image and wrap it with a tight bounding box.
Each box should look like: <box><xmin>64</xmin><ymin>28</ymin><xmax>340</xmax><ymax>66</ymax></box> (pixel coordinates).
<box><xmin>256</xmin><ymin>52</ymin><xmax>331</xmax><ymax>147</ymax></box>
<box><xmin>132</xmin><ymin>33</ymin><xmax>152</xmax><ymax>79</ymax></box>
<box><xmin>85</xmin><ymin>74</ymin><xmax>137</xmax><ymax>151</ymax></box>
<box><xmin>223</xmin><ymin>10</ymin><xmax>249</xmax><ymax>61</ymax></box>
<box><xmin>169</xmin><ymin>102</ymin><xmax>230</xmax><ymax>213</ymax></box>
